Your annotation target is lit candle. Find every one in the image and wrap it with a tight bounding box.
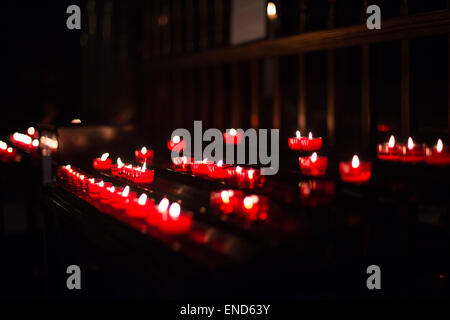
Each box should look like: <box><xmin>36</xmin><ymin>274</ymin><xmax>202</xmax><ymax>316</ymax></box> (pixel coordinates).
<box><xmin>399</xmin><ymin>137</ymin><xmax>425</xmax><ymax>163</ymax></box>
<box><xmin>167</xmin><ymin>135</ymin><xmax>186</xmax><ymax>152</ymax></box>
<box><xmin>240</xmin><ymin>195</ymin><xmax>270</xmax><ymax>221</ymax></box>
<box><xmin>172</xmin><ymin>156</ymin><xmax>191</xmax><ymax>172</ymax></box>
<box><xmin>131</xmin><ymin>162</ymin><xmax>155</xmax><ymax>184</ymax></box>
<box><xmin>288</xmin><ymin>130</ymin><xmax>304</xmax><ymax>151</ymax></box>
<box><xmin>300</xmin><ymin>132</ymin><xmax>322</xmax><ymax>151</ymax></box>
<box><xmin>93</xmin><ymin>153</ymin><xmax>112</xmax><ymax>170</ymax></box>
<box><xmin>135</xmin><ymin>146</ymin><xmax>154</xmax><ymax>164</ymax></box>
<box><xmin>126</xmin><ymin>193</ymin><xmax>155</xmax><ymax>219</ymax></box>
<box><xmin>191</xmin><ymin>158</ymin><xmax>214</xmax><ymax>176</ymax></box>
<box><xmin>299</xmin><ymin>152</ymin><xmax>328</xmax><ymax>176</ymax></box>
<box><xmin>158</xmin><ymin>202</ymin><xmax>193</xmax><ymax>235</ymax></box>
<box><xmin>425</xmin><ymin>139</ymin><xmax>450</xmax><ymax>166</ymax></box>
<box><xmin>111</xmin><ymin>157</ymin><xmax>125</xmax><ymax>176</ymax></box>
<box><xmin>88</xmin><ymin>179</ymin><xmax>103</xmax><ymax>201</ymax></box>
<box><xmin>207</xmin><ymin>160</ymin><xmax>232</xmax><ymax>180</ymax></box>
<box><xmin>339</xmin><ymin>155</ymin><xmax>372</xmax><ymax>184</ymax></box>
<box><xmin>111</xmin><ymin>186</ymin><xmax>137</xmax><ymax>213</ymax></box>
<box><xmin>223</xmin><ymin>128</ymin><xmax>243</xmax><ymax>144</ymax></box>
<box><xmin>210</xmin><ymin>190</ymin><xmax>244</xmax><ymax>214</ymax></box>
<box><xmin>226</xmin><ymin>166</ymin><xmax>264</xmax><ymax>189</ymax></box>
<box><xmin>377</xmin><ymin>135</ymin><xmax>399</xmax><ymax>160</ymax></box>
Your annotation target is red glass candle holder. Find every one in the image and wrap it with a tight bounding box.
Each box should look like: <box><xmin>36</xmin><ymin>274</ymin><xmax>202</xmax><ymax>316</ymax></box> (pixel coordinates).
<box><xmin>93</xmin><ymin>157</ymin><xmax>112</xmax><ymax>171</ymax></box>
<box><xmin>132</xmin><ymin>168</ymin><xmax>155</xmax><ymax>184</ymax></box>
<box><xmin>226</xmin><ymin>167</ymin><xmax>264</xmax><ymax>189</ymax></box>
<box><xmin>135</xmin><ymin>147</ymin><xmax>154</xmax><ymax>164</ymax></box>
<box><xmin>207</xmin><ymin>161</ymin><xmax>232</xmax><ymax>180</ymax></box>
<box><xmin>87</xmin><ymin>179</ymin><xmax>103</xmax><ymax>201</ymax></box>
<box><xmin>299</xmin><ymin>153</ymin><xmax>328</xmax><ymax>176</ymax></box>
<box><xmin>126</xmin><ymin>194</ymin><xmax>156</xmax><ymax>219</ymax></box>
<box><xmin>425</xmin><ymin>140</ymin><xmax>450</xmax><ymax>166</ymax></box>
<box><xmin>288</xmin><ymin>137</ymin><xmax>303</xmax><ymax>151</ymax></box>
<box><xmin>300</xmin><ymin>135</ymin><xmax>322</xmax><ymax>151</ymax></box>
<box><xmin>172</xmin><ymin>156</ymin><xmax>192</xmax><ymax>172</ymax></box>
<box><xmin>299</xmin><ymin>180</ymin><xmax>336</xmax><ymax>207</ymax></box>
<box><xmin>158</xmin><ymin>203</ymin><xmax>193</xmax><ymax>235</ymax></box>
<box><xmin>239</xmin><ymin>195</ymin><xmax>270</xmax><ymax>221</ymax></box>
<box><xmin>223</xmin><ymin>129</ymin><xmax>243</xmax><ymax>144</ymax></box>
<box><xmin>167</xmin><ymin>138</ymin><xmax>186</xmax><ymax>152</ymax></box>
<box><xmin>210</xmin><ymin>190</ymin><xmax>244</xmax><ymax>214</ymax></box>
<box><xmin>377</xmin><ymin>135</ymin><xmax>399</xmax><ymax>160</ymax></box>
<box><xmin>191</xmin><ymin>160</ymin><xmax>214</xmax><ymax>176</ymax></box>
<box><xmin>339</xmin><ymin>156</ymin><xmax>372</xmax><ymax>184</ymax></box>
<box><xmin>111</xmin><ymin>189</ymin><xmax>137</xmax><ymax>212</ymax></box>
<box><xmin>398</xmin><ymin>139</ymin><xmax>425</xmax><ymax>163</ymax></box>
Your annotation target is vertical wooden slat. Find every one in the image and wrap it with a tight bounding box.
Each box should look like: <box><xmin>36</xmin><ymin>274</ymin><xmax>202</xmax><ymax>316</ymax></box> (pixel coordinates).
<box><xmin>251</xmin><ymin>60</ymin><xmax>260</xmax><ymax>128</ymax></box>
<box><xmin>200</xmin><ymin>68</ymin><xmax>210</xmax><ymax>127</ymax></box>
<box><xmin>231</xmin><ymin>63</ymin><xmax>240</xmax><ymax>128</ymax></box>
<box><xmin>214</xmin><ymin>66</ymin><xmax>225</xmax><ymax>129</ymax></box>
<box><xmin>327</xmin><ymin>0</ymin><xmax>336</xmax><ymax>146</ymax></box>
<box><xmin>273</xmin><ymin>58</ymin><xmax>281</xmax><ymax>129</ymax></box>
<box><xmin>298</xmin><ymin>1</ymin><xmax>308</xmax><ymax>132</ymax></box>
<box><xmin>401</xmin><ymin>0</ymin><xmax>411</xmax><ymax>139</ymax></box>
<box><xmin>361</xmin><ymin>1</ymin><xmax>371</xmax><ymax>148</ymax></box>
<box><xmin>173</xmin><ymin>72</ymin><xmax>183</xmax><ymax>128</ymax></box>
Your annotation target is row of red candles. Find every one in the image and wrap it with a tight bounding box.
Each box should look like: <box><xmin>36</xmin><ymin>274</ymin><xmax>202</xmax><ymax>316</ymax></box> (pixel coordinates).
<box><xmin>10</xmin><ymin>131</ymin><xmax>39</xmax><ymax>152</ymax></box>
<box><xmin>167</xmin><ymin>130</ymin><xmax>244</xmax><ymax>152</ymax></box>
<box><xmin>0</xmin><ymin>140</ymin><xmax>18</xmax><ymax>163</ymax></box>
<box><xmin>56</xmin><ymin>165</ymin><xmax>192</xmax><ymax>235</ymax></box>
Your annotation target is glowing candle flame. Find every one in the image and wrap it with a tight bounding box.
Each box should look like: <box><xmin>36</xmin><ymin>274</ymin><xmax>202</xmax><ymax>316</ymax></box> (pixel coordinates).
<box><xmin>296</xmin><ymin>130</ymin><xmax>301</xmax><ymax>139</ymax></box>
<box><xmin>182</xmin><ymin>156</ymin><xmax>187</xmax><ymax>164</ymax></box>
<box><xmin>126</xmin><ymin>164</ymin><xmax>132</xmax><ymax>169</ymax></box>
<box><xmin>434</xmin><ymin>139</ymin><xmax>443</xmax><ymax>153</ymax></box>
<box><xmin>251</xmin><ymin>195</ymin><xmax>259</xmax><ymax>203</ymax></box>
<box><xmin>229</xmin><ymin>128</ymin><xmax>237</xmax><ymax>136</ymax></box>
<box><xmin>65</xmin><ymin>165</ymin><xmax>71</xmax><ymax>169</ymax></box>
<box><xmin>248</xmin><ymin>169</ymin><xmax>255</xmax><ymax>180</ymax></box>
<box><xmin>308</xmin><ymin>132</ymin><xmax>313</xmax><ymax>140</ymax></box>
<box><xmin>169</xmin><ymin>203</ymin><xmax>181</xmax><ymax>219</ymax></box>
<box><xmin>122</xmin><ymin>186</ymin><xmax>130</xmax><ymax>197</ymax></box>
<box><xmin>351</xmin><ymin>155</ymin><xmax>360</xmax><ymax>169</ymax></box>
<box><xmin>98</xmin><ymin>181</ymin><xmax>104</xmax><ymax>188</ymax></box>
<box><xmin>236</xmin><ymin>166</ymin><xmax>242</xmax><ymax>174</ymax></box>
<box><xmin>117</xmin><ymin>157</ymin><xmax>124</xmax><ymax>167</ymax></box>
<box><xmin>221</xmin><ymin>190</ymin><xmax>230</xmax><ymax>204</ymax></box>
<box><xmin>71</xmin><ymin>119</ymin><xmax>81</xmax><ymax>124</ymax></box>
<box><xmin>89</xmin><ymin>178</ymin><xmax>95</xmax><ymax>184</ymax></box>
<box><xmin>243</xmin><ymin>196</ymin><xmax>254</xmax><ymax>210</ymax></box>
<box><xmin>138</xmin><ymin>193</ymin><xmax>147</xmax><ymax>205</ymax></box>
<box><xmin>172</xmin><ymin>135</ymin><xmax>180</xmax><ymax>144</ymax></box>
<box><xmin>217</xmin><ymin>160</ymin><xmax>223</xmax><ymax>167</ymax></box>
<box><xmin>141</xmin><ymin>162</ymin><xmax>146</xmax><ymax>172</ymax></box>
<box><xmin>311</xmin><ymin>152</ymin><xmax>318</xmax><ymax>163</ymax></box>
<box><xmin>32</xmin><ymin>139</ymin><xmax>39</xmax><ymax>147</ymax></box>
<box><xmin>100</xmin><ymin>153</ymin><xmax>109</xmax><ymax>161</ymax></box>
<box><xmin>7</xmin><ymin>147</ymin><xmax>12</xmax><ymax>153</ymax></box>
<box><xmin>407</xmin><ymin>137</ymin><xmax>414</xmax><ymax>150</ymax></box>
<box><xmin>27</xmin><ymin>127</ymin><xmax>35</xmax><ymax>135</ymax></box>
<box><xmin>80</xmin><ymin>175</ymin><xmax>85</xmax><ymax>180</ymax></box>
<box><xmin>141</xmin><ymin>146</ymin><xmax>147</xmax><ymax>154</ymax></box>
<box><xmin>202</xmin><ymin>158</ymin><xmax>208</xmax><ymax>164</ymax></box>
<box><xmin>267</xmin><ymin>2</ymin><xmax>277</xmax><ymax>19</ymax></box>
<box><xmin>0</xmin><ymin>141</ymin><xmax>6</xmax><ymax>150</ymax></box>
<box><xmin>158</xmin><ymin>198</ymin><xmax>170</xmax><ymax>213</ymax></box>
<box><xmin>388</xmin><ymin>135</ymin><xmax>395</xmax><ymax>148</ymax></box>
<box><xmin>109</xmin><ymin>186</ymin><xmax>115</xmax><ymax>193</ymax></box>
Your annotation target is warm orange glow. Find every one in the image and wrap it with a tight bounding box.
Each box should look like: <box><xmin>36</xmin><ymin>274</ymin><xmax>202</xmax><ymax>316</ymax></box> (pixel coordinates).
<box><xmin>71</xmin><ymin>119</ymin><xmax>82</xmax><ymax>124</ymax></box>
<box><xmin>169</xmin><ymin>203</ymin><xmax>181</xmax><ymax>219</ymax></box>
<box><xmin>172</xmin><ymin>135</ymin><xmax>180</xmax><ymax>144</ymax></box>
<box><xmin>243</xmin><ymin>196</ymin><xmax>254</xmax><ymax>210</ymax></box>
<box><xmin>27</xmin><ymin>127</ymin><xmax>35</xmax><ymax>136</ymax></box>
<box><xmin>158</xmin><ymin>198</ymin><xmax>170</xmax><ymax>213</ymax></box>
<box><xmin>138</xmin><ymin>193</ymin><xmax>147</xmax><ymax>205</ymax></box>
<box><xmin>437</xmin><ymin>139</ymin><xmax>443</xmax><ymax>153</ymax></box>
<box><xmin>311</xmin><ymin>152</ymin><xmax>318</xmax><ymax>163</ymax></box>
<box><xmin>122</xmin><ymin>186</ymin><xmax>130</xmax><ymax>197</ymax></box>
<box><xmin>229</xmin><ymin>128</ymin><xmax>237</xmax><ymax>136</ymax></box>
<box><xmin>407</xmin><ymin>137</ymin><xmax>414</xmax><ymax>150</ymax></box>
<box><xmin>296</xmin><ymin>130</ymin><xmax>301</xmax><ymax>139</ymax></box>
<box><xmin>141</xmin><ymin>146</ymin><xmax>147</xmax><ymax>154</ymax></box>
<box><xmin>13</xmin><ymin>132</ymin><xmax>32</xmax><ymax>145</ymax></box>
<box><xmin>351</xmin><ymin>155</ymin><xmax>360</xmax><ymax>169</ymax></box>
<box><xmin>388</xmin><ymin>135</ymin><xmax>395</xmax><ymax>148</ymax></box>
<box><xmin>267</xmin><ymin>2</ymin><xmax>277</xmax><ymax>19</ymax></box>
<box><xmin>100</xmin><ymin>153</ymin><xmax>109</xmax><ymax>161</ymax></box>
<box><xmin>221</xmin><ymin>190</ymin><xmax>230</xmax><ymax>204</ymax></box>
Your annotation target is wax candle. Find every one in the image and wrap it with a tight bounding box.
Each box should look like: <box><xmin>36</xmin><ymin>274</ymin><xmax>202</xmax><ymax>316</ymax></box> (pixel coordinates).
<box><xmin>167</xmin><ymin>135</ymin><xmax>186</xmax><ymax>152</ymax></box>
<box><xmin>210</xmin><ymin>190</ymin><xmax>244</xmax><ymax>214</ymax></box>
<box><xmin>377</xmin><ymin>135</ymin><xmax>399</xmax><ymax>160</ymax></box>
<box><xmin>11</xmin><ymin>132</ymin><xmax>37</xmax><ymax>152</ymax></box>
<box><xmin>299</xmin><ymin>152</ymin><xmax>328</xmax><ymax>176</ymax></box>
<box><xmin>111</xmin><ymin>186</ymin><xmax>137</xmax><ymax>212</ymax></box>
<box><xmin>126</xmin><ymin>193</ymin><xmax>155</xmax><ymax>219</ymax></box>
<box><xmin>425</xmin><ymin>139</ymin><xmax>450</xmax><ymax>166</ymax></box>
<box><xmin>339</xmin><ymin>155</ymin><xmax>372</xmax><ymax>184</ymax></box>
<box><xmin>226</xmin><ymin>166</ymin><xmax>264</xmax><ymax>188</ymax></box>
<box><xmin>98</xmin><ymin>182</ymin><xmax>114</xmax><ymax>205</ymax></box>
<box><xmin>130</xmin><ymin>162</ymin><xmax>154</xmax><ymax>184</ymax></box>
<box><xmin>135</xmin><ymin>146</ymin><xmax>154</xmax><ymax>164</ymax></box>
<box><xmin>87</xmin><ymin>179</ymin><xmax>103</xmax><ymax>200</ymax></box>
<box><xmin>158</xmin><ymin>202</ymin><xmax>193</xmax><ymax>235</ymax></box>
<box><xmin>223</xmin><ymin>128</ymin><xmax>243</xmax><ymax>144</ymax></box>
<box><xmin>207</xmin><ymin>160</ymin><xmax>232</xmax><ymax>180</ymax></box>
<box><xmin>191</xmin><ymin>159</ymin><xmax>214</xmax><ymax>176</ymax></box>
<box><xmin>300</xmin><ymin>132</ymin><xmax>322</xmax><ymax>151</ymax></box>
<box><xmin>240</xmin><ymin>195</ymin><xmax>270</xmax><ymax>221</ymax></box>
<box><xmin>398</xmin><ymin>137</ymin><xmax>425</xmax><ymax>163</ymax></box>
<box><xmin>27</xmin><ymin>127</ymin><xmax>38</xmax><ymax>139</ymax></box>
<box><xmin>93</xmin><ymin>153</ymin><xmax>112</xmax><ymax>170</ymax></box>
<box><xmin>288</xmin><ymin>131</ymin><xmax>304</xmax><ymax>151</ymax></box>
<box><xmin>172</xmin><ymin>156</ymin><xmax>192</xmax><ymax>172</ymax></box>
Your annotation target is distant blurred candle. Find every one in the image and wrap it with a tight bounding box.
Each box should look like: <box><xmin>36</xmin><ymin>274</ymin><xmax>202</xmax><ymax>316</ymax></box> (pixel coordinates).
<box><xmin>207</xmin><ymin>160</ymin><xmax>231</xmax><ymax>179</ymax></box>
<box><xmin>339</xmin><ymin>155</ymin><xmax>372</xmax><ymax>183</ymax></box>
<box><xmin>223</xmin><ymin>128</ymin><xmax>243</xmax><ymax>144</ymax></box>
<box><xmin>377</xmin><ymin>135</ymin><xmax>399</xmax><ymax>160</ymax></box>
<box><xmin>299</xmin><ymin>152</ymin><xmax>328</xmax><ymax>176</ymax></box>
<box><xmin>300</xmin><ymin>132</ymin><xmax>322</xmax><ymax>151</ymax></box>
<box><xmin>425</xmin><ymin>139</ymin><xmax>450</xmax><ymax>166</ymax></box>
<box><xmin>126</xmin><ymin>193</ymin><xmax>155</xmax><ymax>219</ymax></box>
<box><xmin>191</xmin><ymin>158</ymin><xmax>214</xmax><ymax>176</ymax></box>
<box><xmin>135</xmin><ymin>146</ymin><xmax>154</xmax><ymax>164</ymax></box>
<box><xmin>159</xmin><ymin>202</ymin><xmax>193</xmax><ymax>235</ymax></box>
<box><xmin>399</xmin><ymin>137</ymin><xmax>425</xmax><ymax>163</ymax></box>
<box><xmin>288</xmin><ymin>130</ymin><xmax>304</xmax><ymax>151</ymax></box>
<box><xmin>241</xmin><ymin>195</ymin><xmax>270</xmax><ymax>221</ymax></box>
<box><xmin>131</xmin><ymin>162</ymin><xmax>155</xmax><ymax>184</ymax></box>
<box><xmin>93</xmin><ymin>153</ymin><xmax>112</xmax><ymax>171</ymax></box>
<box><xmin>167</xmin><ymin>135</ymin><xmax>186</xmax><ymax>152</ymax></box>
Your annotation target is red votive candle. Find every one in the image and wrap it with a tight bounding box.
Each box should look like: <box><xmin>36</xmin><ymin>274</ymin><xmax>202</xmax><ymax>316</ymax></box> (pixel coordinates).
<box><xmin>111</xmin><ymin>157</ymin><xmax>126</xmax><ymax>176</ymax></box>
<box><xmin>93</xmin><ymin>153</ymin><xmax>112</xmax><ymax>171</ymax></box>
<box><xmin>111</xmin><ymin>186</ymin><xmax>137</xmax><ymax>212</ymax></box>
<box><xmin>126</xmin><ymin>193</ymin><xmax>155</xmax><ymax>219</ymax></box>
<box><xmin>288</xmin><ymin>131</ymin><xmax>304</xmax><ymax>151</ymax></box>
<box><xmin>377</xmin><ymin>135</ymin><xmax>399</xmax><ymax>160</ymax></box>
<box><xmin>425</xmin><ymin>139</ymin><xmax>450</xmax><ymax>166</ymax></box>
<box><xmin>172</xmin><ymin>156</ymin><xmax>192</xmax><ymax>172</ymax></box>
<box><xmin>240</xmin><ymin>195</ymin><xmax>270</xmax><ymax>221</ymax></box>
<box><xmin>191</xmin><ymin>159</ymin><xmax>214</xmax><ymax>176</ymax></box>
<box><xmin>207</xmin><ymin>160</ymin><xmax>232</xmax><ymax>180</ymax></box>
<box><xmin>87</xmin><ymin>179</ymin><xmax>103</xmax><ymax>200</ymax></box>
<box><xmin>158</xmin><ymin>202</ymin><xmax>193</xmax><ymax>235</ymax></box>
<box><xmin>226</xmin><ymin>167</ymin><xmax>264</xmax><ymax>189</ymax></box>
<box><xmin>167</xmin><ymin>135</ymin><xmax>186</xmax><ymax>152</ymax></box>
<box><xmin>300</xmin><ymin>132</ymin><xmax>322</xmax><ymax>151</ymax></box>
<box><xmin>223</xmin><ymin>129</ymin><xmax>243</xmax><ymax>144</ymax></box>
<box><xmin>398</xmin><ymin>137</ymin><xmax>425</xmax><ymax>163</ymax></box>
<box><xmin>299</xmin><ymin>152</ymin><xmax>328</xmax><ymax>176</ymax></box>
<box><xmin>131</xmin><ymin>163</ymin><xmax>154</xmax><ymax>184</ymax></box>
<box><xmin>210</xmin><ymin>190</ymin><xmax>244</xmax><ymax>214</ymax></box>
<box><xmin>339</xmin><ymin>155</ymin><xmax>372</xmax><ymax>184</ymax></box>
<box><xmin>135</xmin><ymin>146</ymin><xmax>154</xmax><ymax>164</ymax></box>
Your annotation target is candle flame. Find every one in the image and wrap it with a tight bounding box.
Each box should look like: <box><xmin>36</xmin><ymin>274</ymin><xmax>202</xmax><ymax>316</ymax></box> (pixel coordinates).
<box><xmin>109</xmin><ymin>186</ymin><xmax>115</xmax><ymax>193</ymax></box>
<box><xmin>203</xmin><ymin>158</ymin><xmax>208</xmax><ymax>163</ymax></box>
<box><xmin>100</xmin><ymin>153</ymin><xmax>109</xmax><ymax>161</ymax></box>
<box><xmin>141</xmin><ymin>146</ymin><xmax>147</xmax><ymax>154</ymax></box>
<box><xmin>32</xmin><ymin>139</ymin><xmax>39</xmax><ymax>147</ymax></box>
<box><xmin>158</xmin><ymin>198</ymin><xmax>170</xmax><ymax>213</ymax></box>
<box><xmin>65</xmin><ymin>165</ymin><xmax>71</xmax><ymax>169</ymax></box>
<box><xmin>89</xmin><ymin>178</ymin><xmax>95</xmax><ymax>184</ymax></box>
<box><xmin>229</xmin><ymin>128</ymin><xmax>237</xmax><ymax>136</ymax></box>
<box><xmin>0</xmin><ymin>141</ymin><xmax>6</xmax><ymax>150</ymax></box>
<box><xmin>122</xmin><ymin>186</ymin><xmax>130</xmax><ymax>197</ymax></box>
<box><xmin>388</xmin><ymin>135</ymin><xmax>395</xmax><ymax>148</ymax></box>
<box><xmin>296</xmin><ymin>130</ymin><xmax>301</xmax><ymax>139</ymax></box>
<box><xmin>169</xmin><ymin>203</ymin><xmax>181</xmax><ymax>219</ymax></box>
<box><xmin>407</xmin><ymin>137</ymin><xmax>414</xmax><ymax>150</ymax></box>
<box><xmin>311</xmin><ymin>152</ymin><xmax>318</xmax><ymax>163</ymax></box>
<box><xmin>217</xmin><ymin>160</ymin><xmax>223</xmax><ymax>167</ymax></box>
<box><xmin>267</xmin><ymin>2</ymin><xmax>277</xmax><ymax>19</ymax></box>
<box><xmin>243</xmin><ymin>196</ymin><xmax>254</xmax><ymax>210</ymax></box>
<box><xmin>351</xmin><ymin>155</ymin><xmax>360</xmax><ymax>169</ymax></box>
<box><xmin>138</xmin><ymin>193</ymin><xmax>147</xmax><ymax>205</ymax></box>
<box><xmin>248</xmin><ymin>169</ymin><xmax>255</xmax><ymax>180</ymax></box>
<box><xmin>7</xmin><ymin>147</ymin><xmax>12</xmax><ymax>153</ymax></box>
<box><xmin>141</xmin><ymin>162</ymin><xmax>146</xmax><ymax>172</ymax></box>
<box><xmin>13</xmin><ymin>132</ymin><xmax>32</xmax><ymax>145</ymax></box>
<box><xmin>182</xmin><ymin>156</ymin><xmax>187</xmax><ymax>164</ymax></box>
<box><xmin>126</xmin><ymin>164</ymin><xmax>132</xmax><ymax>169</ymax></box>
<box><xmin>71</xmin><ymin>119</ymin><xmax>82</xmax><ymax>124</ymax></box>
<box><xmin>27</xmin><ymin>127</ymin><xmax>35</xmax><ymax>136</ymax></box>
<box><xmin>98</xmin><ymin>181</ymin><xmax>104</xmax><ymax>188</ymax></box>
<box><xmin>221</xmin><ymin>190</ymin><xmax>230</xmax><ymax>204</ymax></box>
<box><xmin>80</xmin><ymin>175</ymin><xmax>85</xmax><ymax>180</ymax></box>
<box><xmin>117</xmin><ymin>157</ymin><xmax>124</xmax><ymax>167</ymax></box>
<box><xmin>308</xmin><ymin>132</ymin><xmax>313</xmax><ymax>140</ymax></box>
<box><xmin>437</xmin><ymin>139</ymin><xmax>443</xmax><ymax>153</ymax></box>
<box><xmin>236</xmin><ymin>166</ymin><xmax>242</xmax><ymax>174</ymax></box>
<box><xmin>251</xmin><ymin>195</ymin><xmax>259</xmax><ymax>203</ymax></box>
<box><xmin>172</xmin><ymin>135</ymin><xmax>180</xmax><ymax>144</ymax></box>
